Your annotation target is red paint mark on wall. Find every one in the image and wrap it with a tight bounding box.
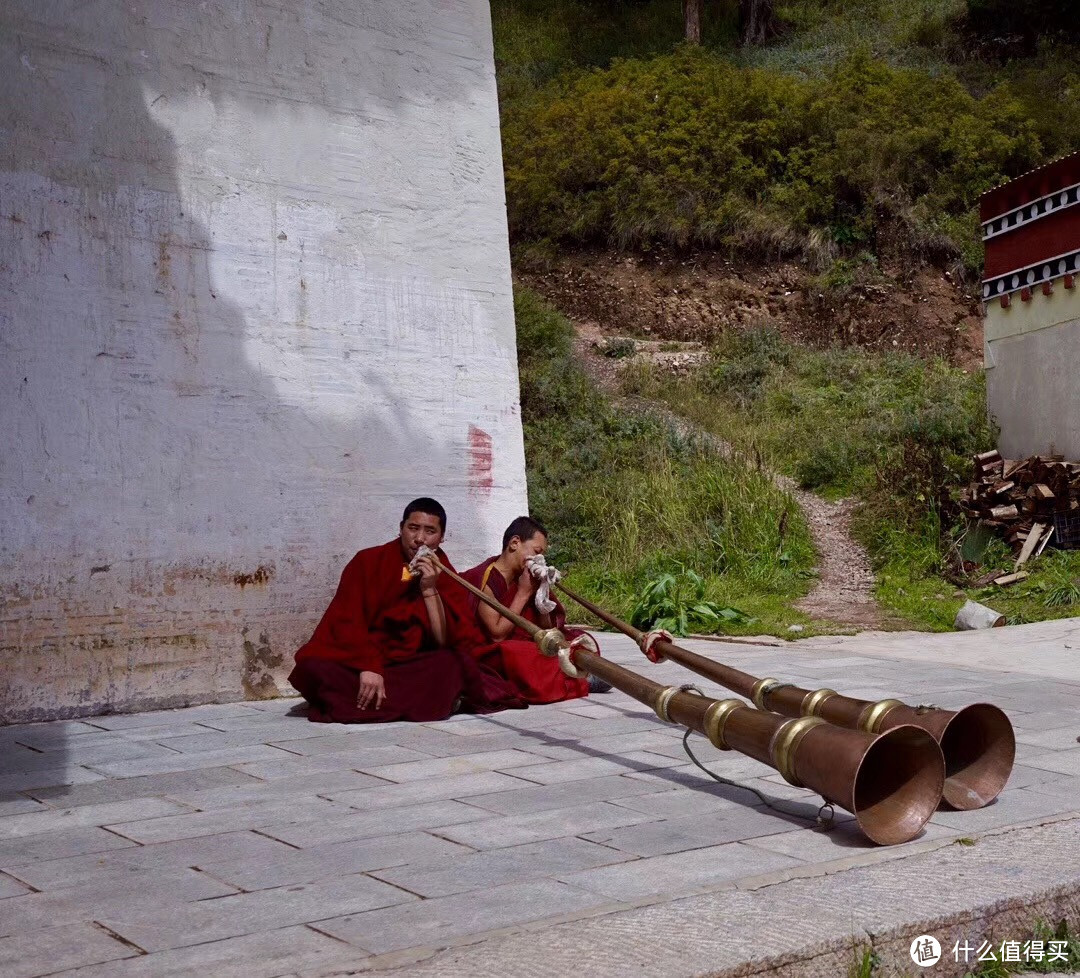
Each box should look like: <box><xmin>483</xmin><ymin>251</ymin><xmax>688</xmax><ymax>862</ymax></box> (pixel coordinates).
<box><xmin>468</xmin><ymin>425</ymin><xmax>494</xmax><ymax>493</ymax></box>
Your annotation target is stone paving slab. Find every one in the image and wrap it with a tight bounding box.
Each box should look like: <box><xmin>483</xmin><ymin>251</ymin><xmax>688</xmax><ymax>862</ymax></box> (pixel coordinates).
<box><xmin>202</xmin><ymin>831</ymin><xmax>470</xmax><ymax>891</ymax></box>
<box><xmin>0</xmin><ymin>867</ymin><xmax>236</xmax><ymax>937</ymax></box>
<box><xmin>38</xmin><ymin>926</ymin><xmax>368</xmax><ymax>978</ymax></box>
<box><xmin>99</xmin><ymin>873</ymin><xmax>414</xmax><ymax>952</ymax></box>
<box><xmin>313</xmin><ymin>878</ymin><xmax>615</xmax><ymax>955</ymax></box>
<box><xmin>0</xmin><ymin>797</ymin><xmax>191</xmax><ymax>839</ymax></box>
<box><xmin>0</xmin><ymin>797</ymin><xmax>48</xmax><ymax>817</ymax></box>
<box><xmin>0</xmin><ymin>618</ymin><xmax>1077</xmax><ymax>977</ymax></box>
<box><xmin>104</xmin><ymin>794</ymin><xmax>351</xmax><ymax>844</ymax></box>
<box><xmin>260</xmin><ymin>799</ymin><xmax>497</xmax><ymax>848</ymax></box>
<box><xmin>9</xmin><ymin>829</ymin><xmax>295</xmax><ymax>890</ymax></box>
<box><xmin>368</xmin><ymin>836</ymin><xmax>634</xmax><ymax>898</ymax></box>
<box><xmin>0</xmin><ymin>872</ymin><xmax>32</xmax><ymax>898</ymax></box>
<box><xmin>0</xmin><ymin>825</ymin><xmax>137</xmax><ymax>867</ymax></box>
<box><xmin>24</xmin><ymin>765</ymin><xmax>259</xmax><ymax>807</ymax></box>
<box><xmin>0</xmin><ymin>921</ymin><xmax>138</xmax><ymax>978</ymax></box>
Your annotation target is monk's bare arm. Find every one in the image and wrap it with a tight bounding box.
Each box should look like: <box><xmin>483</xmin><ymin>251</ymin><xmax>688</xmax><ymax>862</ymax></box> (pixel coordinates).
<box><xmin>478</xmin><ymin>586</ymin><xmax>533</xmax><ymax>640</ymax></box>
<box><xmin>415</xmin><ymin>554</ymin><xmax>448</xmax><ymax>645</ymax></box>
<box><xmin>422</xmin><ymin>588</ymin><xmax>448</xmax><ymax>645</ymax></box>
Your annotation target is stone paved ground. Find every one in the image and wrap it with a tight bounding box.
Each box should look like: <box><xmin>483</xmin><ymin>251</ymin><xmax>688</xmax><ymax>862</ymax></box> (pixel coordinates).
<box><xmin>1</xmin><ymin>620</ymin><xmax>1079</xmax><ymax>977</ymax></box>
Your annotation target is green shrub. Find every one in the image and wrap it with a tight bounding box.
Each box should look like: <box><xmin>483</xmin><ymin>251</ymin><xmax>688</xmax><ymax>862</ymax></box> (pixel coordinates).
<box><xmin>795</xmin><ymin>443</ymin><xmax>857</xmax><ymax>490</ymax></box>
<box><xmin>704</xmin><ymin>328</ymin><xmax>790</xmax><ymax>408</ymax></box>
<box><xmin>502</xmin><ymin>49</ymin><xmax>1042</xmax><ymax>262</ymax></box>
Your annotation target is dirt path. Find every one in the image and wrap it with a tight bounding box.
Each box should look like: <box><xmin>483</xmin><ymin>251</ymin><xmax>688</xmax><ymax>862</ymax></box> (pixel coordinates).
<box><xmin>572</xmin><ymin>327</ymin><xmax>885</xmax><ymax>630</ymax></box>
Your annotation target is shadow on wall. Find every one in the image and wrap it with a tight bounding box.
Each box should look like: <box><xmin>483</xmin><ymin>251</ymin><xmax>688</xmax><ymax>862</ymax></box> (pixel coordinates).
<box><xmin>0</xmin><ymin>0</ymin><xmax>518</xmax><ymax>722</ymax></box>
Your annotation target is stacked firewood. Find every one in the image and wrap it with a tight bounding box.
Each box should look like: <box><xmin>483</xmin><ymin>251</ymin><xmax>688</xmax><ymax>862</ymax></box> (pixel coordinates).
<box><xmin>959</xmin><ymin>450</ymin><xmax>1080</xmax><ymax>571</ymax></box>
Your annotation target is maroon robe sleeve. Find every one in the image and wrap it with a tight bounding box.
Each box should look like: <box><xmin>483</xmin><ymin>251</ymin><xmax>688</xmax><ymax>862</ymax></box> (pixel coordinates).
<box><xmin>295</xmin><ymin>546</ymin><xmax>386</xmax><ymax>674</ymax></box>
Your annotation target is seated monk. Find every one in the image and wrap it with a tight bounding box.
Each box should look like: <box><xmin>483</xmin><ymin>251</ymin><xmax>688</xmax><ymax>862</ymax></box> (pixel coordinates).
<box><xmin>462</xmin><ymin>516</ymin><xmax>610</xmax><ymax>704</ymax></box>
<box><xmin>289</xmin><ymin>497</ymin><xmax>525</xmax><ymax>723</ymax></box>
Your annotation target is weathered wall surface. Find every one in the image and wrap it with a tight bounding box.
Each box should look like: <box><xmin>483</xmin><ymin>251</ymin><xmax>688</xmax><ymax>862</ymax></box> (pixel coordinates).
<box><xmin>0</xmin><ymin>1</ymin><xmax>528</xmax><ymax>722</ymax></box>
<box><xmin>985</xmin><ymin>288</ymin><xmax>1080</xmax><ymax>460</ymax></box>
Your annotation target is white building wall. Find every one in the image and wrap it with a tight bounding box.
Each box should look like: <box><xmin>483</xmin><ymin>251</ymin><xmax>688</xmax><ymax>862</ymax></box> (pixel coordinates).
<box><xmin>985</xmin><ymin>287</ymin><xmax>1080</xmax><ymax>461</ymax></box>
<box><xmin>0</xmin><ymin>1</ymin><xmax>528</xmax><ymax>722</ymax></box>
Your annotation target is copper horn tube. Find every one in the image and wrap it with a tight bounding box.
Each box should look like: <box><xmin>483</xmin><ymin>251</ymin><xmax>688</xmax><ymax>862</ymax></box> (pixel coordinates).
<box><xmin>557</xmin><ymin>582</ymin><xmax>1014</xmax><ymax>811</ymax></box>
<box><xmin>436</xmin><ymin>559</ymin><xmax>943</xmax><ymax>844</ymax></box>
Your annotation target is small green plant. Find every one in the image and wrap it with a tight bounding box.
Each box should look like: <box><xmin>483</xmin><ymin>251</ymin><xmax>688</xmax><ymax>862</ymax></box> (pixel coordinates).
<box><xmin>967</xmin><ymin>953</ymin><xmax>1010</xmax><ymax>978</ymax></box>
<box><xmin>849</xmin><ymin>944</ymin><xmax>879</xmax><ymax>978</ymax></box>
<box><xmin>629</xmin><ymin>566</ymin><xmax>754</xmax><ymax>636</ymax></box>
<box><xmin>1043</xmin><ymin>580</ymin><xmax>1080</xmax><ymax>609</ymax></box>
<box><xmin>958</xmin><ymin>918</ymin><xmax>1080</xmax><ymax>976</ymax></box>
<box><xmin>602</xmin><ymin>337</ymin><xmax>637</xmax><ymax>359</ymax></box>
<box><xmin>955</xmin><ymin>836</ymin><xmax>977</xmax><ymax>846</ymax></box>
<box><xmin>1020</xmin><ymin>918</ymin><xmax>1080</xmax><ymax>972</ymax></box>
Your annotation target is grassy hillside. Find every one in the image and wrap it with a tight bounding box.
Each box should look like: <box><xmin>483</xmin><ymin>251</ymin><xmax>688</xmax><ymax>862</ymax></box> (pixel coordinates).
<box><xmin>620</xmin><ymin>332</ymin><xmax>1080</xmax><ymax>629</ymax></box>
<box><xmin>515</xmin><ymin>288</ymin><xmax>821</xmax><ymax>635</ymax></box>
<box><xmin>497</xmin><ymin>0</ymin><xmax>1080</xmax><ymax>632</ymax></box>
<box><xmin>494</xmin><ymin>0</ymin><xmax>1080</xmax><ymax>275</ymax></box>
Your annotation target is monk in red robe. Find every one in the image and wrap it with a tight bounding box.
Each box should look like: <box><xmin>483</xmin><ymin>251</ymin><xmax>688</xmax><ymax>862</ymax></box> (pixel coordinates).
<box><xmin>462</xmin><ymin>516</ymin><xmax>609</xmax><ymax>704</ymax></box>
<box><xmin>289</xmin><ymin>497</ymin><xmax>525</xmax><ymax>723</ymax></box>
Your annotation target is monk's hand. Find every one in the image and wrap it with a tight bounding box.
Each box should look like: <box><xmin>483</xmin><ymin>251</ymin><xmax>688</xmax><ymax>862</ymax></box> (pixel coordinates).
<box><xmin>357</xmin><ymin>670</ymin><xmax>386</xmax><ymax>710</ymax></box>
<box><xmin>416</xmin><ymin>555</ymin><xmax>441</xmax><ymax>592</ymax></box>
<box><xmin>517</xmin><ymin>565</ymin><xmax>537</xmax><ymax>596</ymax></box>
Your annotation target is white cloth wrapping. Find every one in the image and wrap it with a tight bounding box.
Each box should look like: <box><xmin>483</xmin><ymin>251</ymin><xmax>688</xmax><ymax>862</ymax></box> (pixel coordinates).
<box><xmin>526</xmin><ymin>554</ymin><xmax>562</xmax><ymax>615</ymax></box>
<box><xmin>408</xmin><ymin>544</ymin><xmax>437</xmax><ymax>576</ymax></box>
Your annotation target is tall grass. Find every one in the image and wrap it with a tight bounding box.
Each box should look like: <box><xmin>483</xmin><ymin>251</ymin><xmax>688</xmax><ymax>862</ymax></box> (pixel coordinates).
<box><xmin>515</xmin><ymin>289</ymin><xmax>816</xmax><ymax>632</ymax></box>
<box><xmin>626</xmin><ymin>329</ymin><xmax>1080</xmax><ymax>630</ymax></box>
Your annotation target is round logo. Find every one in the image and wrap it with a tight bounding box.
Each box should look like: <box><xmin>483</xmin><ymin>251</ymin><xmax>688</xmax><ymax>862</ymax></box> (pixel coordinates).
<box><xmin>910</xmin><ymin>935</ymin><xmax>941</xmax><ymax>968</ymax></box>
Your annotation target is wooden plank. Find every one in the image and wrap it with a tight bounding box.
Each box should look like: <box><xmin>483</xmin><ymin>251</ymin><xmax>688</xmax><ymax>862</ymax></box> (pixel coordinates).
<box><xmin>994</xmin><ymin>571</ymin><xmax>1029</xmax><ymax>587</ymax></box>
<box><xmin>1033</xmin><ymin>525</ymin><xmax>1055</xmax><ymax>559</ymax></box>
<box><xmin>1014</xmin><ymin>522</ymin><xmax>1046</xmax><ymax>569</ymax></box>
<box><xmin>990</xmin><ymin>504</ymin><xmax>1019</xmax><ymax>520</ymax></box>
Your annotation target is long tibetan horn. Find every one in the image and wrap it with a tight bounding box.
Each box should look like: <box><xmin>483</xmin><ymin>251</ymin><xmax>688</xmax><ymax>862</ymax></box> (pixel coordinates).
<box><xmin>435</xmin><ymin>559</ymin><xmax>944</xmax><ymax>844</ymax></box>
<box><xmin>557</xmin><ymin>582</ymin><xmax>1014</xmax><ymax>812</ymax></box>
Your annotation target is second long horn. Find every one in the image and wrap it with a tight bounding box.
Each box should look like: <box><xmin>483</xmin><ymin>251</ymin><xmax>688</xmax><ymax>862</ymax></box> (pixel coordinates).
<box><xmin>556</xmin><ymin>582</ymin><xmax>1014</xmax><ymax>811</ymax></box>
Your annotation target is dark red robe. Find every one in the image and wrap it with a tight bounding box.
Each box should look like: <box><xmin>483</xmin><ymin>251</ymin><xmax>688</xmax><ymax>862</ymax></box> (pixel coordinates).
<box><xmin>289</xmin><ymin>540</ymin><xmax>525</xmax><ymax>723</ymax></box>
<box><xmin>461</xmin><ymin>556</ymin><xmax>593</xmax><ymax>705</ymax></box>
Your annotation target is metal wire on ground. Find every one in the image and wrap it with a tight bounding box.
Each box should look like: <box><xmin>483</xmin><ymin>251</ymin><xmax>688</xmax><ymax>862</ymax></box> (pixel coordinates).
<box><xmin>675</xmin><ymin>684</ymin><xmax>836</xmax><ymax>832</ymax></box>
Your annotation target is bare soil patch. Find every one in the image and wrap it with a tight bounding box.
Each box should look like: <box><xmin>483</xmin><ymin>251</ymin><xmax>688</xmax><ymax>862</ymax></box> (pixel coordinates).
<box><xmin>519</xmin><ymin>249</ymin><xmax>983</xmax><ymax>369</ymax></box>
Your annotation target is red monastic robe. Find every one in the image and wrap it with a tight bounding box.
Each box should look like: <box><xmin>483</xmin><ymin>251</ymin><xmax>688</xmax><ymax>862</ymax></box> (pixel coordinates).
<box><xmin>289</xmin><ymin>540</ymin><xmax>525</xmax><ymax>723</ymax></box>
<box><xmin>461</xmin><ymin>556</ymin><xmax>592</xmax><ymax>705</ymax></box>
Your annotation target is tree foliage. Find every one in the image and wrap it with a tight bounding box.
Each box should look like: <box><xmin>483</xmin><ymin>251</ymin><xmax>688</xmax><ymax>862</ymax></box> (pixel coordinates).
<box><xmin>502</xmin><ymin>49</ymin><xmax>1042</xmax><ymax>261</ymax></box>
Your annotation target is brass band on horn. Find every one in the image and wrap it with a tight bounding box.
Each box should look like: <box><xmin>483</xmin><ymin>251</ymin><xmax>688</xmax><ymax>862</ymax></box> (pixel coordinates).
<box><xmin>858</xmin><ymin>699</ymin><xmax>905</xmax><ymax>734</ymax></box>
<box><xmin>703</xmin><ymin>698</ymin><xmax>742</xmax><ymax>751</ymax></box>
<box><xmin>802</xmin><ymin>688</ymin><xmax>838</xmax><ymax>718</ymax></box>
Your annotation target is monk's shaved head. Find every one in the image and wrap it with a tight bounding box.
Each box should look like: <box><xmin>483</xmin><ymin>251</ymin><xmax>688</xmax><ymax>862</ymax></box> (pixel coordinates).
<box><xmin>401</xmin><ymin>497</ymin><xmax>447</xmax><ymax>533</ymax></box>
<box><xmin>501</xmin><ymin>515</ymin><xmax>547</xmax><ymax>552</ymax></box>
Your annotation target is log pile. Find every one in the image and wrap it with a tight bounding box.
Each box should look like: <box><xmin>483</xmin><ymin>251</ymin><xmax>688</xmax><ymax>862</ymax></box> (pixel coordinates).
<box><xmin>960</xmin><ymin>450</ymin><xmax>1080</xmax><ymax>564</ymax></box>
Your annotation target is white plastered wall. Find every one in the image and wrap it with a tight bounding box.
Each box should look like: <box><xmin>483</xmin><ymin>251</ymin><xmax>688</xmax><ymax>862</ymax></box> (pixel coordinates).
<box><xmin>985</xmin><ymin>285</ymin><xmax>1080</xmax><ymax>461</ymax></box>
<box><xmin>0</xmin><ymin>0</ymin><xmax>528</xmax><ymax>722</ymax></box>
